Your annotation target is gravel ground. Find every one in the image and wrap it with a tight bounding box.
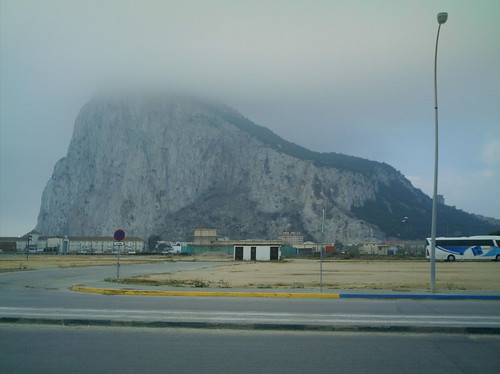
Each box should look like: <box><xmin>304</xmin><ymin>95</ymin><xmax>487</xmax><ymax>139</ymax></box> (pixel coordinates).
<box><xmin>132</xmin><ymin>259</ymin><xmax>500</xmax><ymax>291</ymax></box>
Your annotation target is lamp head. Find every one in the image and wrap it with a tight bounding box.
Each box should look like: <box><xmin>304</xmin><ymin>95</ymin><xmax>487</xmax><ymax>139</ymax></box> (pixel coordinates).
<box><xmin>437</xmin><ymin>12</ymin><xmax>448</xmax><ymax>24</ymax></box>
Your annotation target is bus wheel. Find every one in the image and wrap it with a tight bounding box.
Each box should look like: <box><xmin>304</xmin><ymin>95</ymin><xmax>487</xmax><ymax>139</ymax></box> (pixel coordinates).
<box><xmin>496</xmin><ymin>254</ymin><xmax>500</xmax><ymax>261</ymax></box>
<box><xmin>447</xmin><ymin>255</ymin><xmax>456</xmax><ymax>262</ymax></box>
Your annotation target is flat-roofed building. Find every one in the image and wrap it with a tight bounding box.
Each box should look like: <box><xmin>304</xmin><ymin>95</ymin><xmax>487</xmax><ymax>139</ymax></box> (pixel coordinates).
<box><xmin>278</xmin><ymin>232</ymin><xmax>304</xmax><ymax>246</ymax></box>
<box><xmin>358</xmin><ymin>242</ymin><xmax>389</xmax><ymax>256</ymax></box>
<box><xmin>193</xmin><ymin>229</ymin><xmax>218</xmax><ymax>245</ymax></box>
<box><xmin>233</xmin><ymin>240</ymin><xmax>282</xmax><ymax>261</ymax></box>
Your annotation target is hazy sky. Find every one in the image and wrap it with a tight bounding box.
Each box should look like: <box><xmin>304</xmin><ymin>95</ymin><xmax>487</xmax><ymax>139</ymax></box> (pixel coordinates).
<box><xmin>1</xmin><ymin>0</ymin><xmax>499</xmax><ymax>237</ymax></box>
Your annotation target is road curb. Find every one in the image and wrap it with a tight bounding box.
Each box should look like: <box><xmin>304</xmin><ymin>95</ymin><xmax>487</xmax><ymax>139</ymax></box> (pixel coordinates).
<box><xmin>340</xmin><ymin>293</ymin><xmax>500</xmax><ymax>300</ymax></box>
<box><xmin>71</xmin><ymin>285</ymin><xmax>341</xmax><ymax>298</ymax></box>
<box><xmin>2</xmin><ymin>317</ymin><xmax>499</xmax><ymax>335</ymax></box>
<box><xmin>71</xmin><ymin>285</ymin><xmax>500</xmax><ymax>300</ymax></box>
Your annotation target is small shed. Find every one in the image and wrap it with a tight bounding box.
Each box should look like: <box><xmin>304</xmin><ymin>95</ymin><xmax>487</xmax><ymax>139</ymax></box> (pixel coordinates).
<box><xmin>234</xmin><ymin>244</ymin><xmax>281</xmax><ymax>261</ymax></box>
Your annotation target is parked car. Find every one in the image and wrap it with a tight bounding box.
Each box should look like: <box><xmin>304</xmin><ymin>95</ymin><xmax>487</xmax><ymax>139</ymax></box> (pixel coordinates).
<box><xmin>162</xmin><ymin>247</ymin><xmax>184</xmax><ymax>255</ymax></box>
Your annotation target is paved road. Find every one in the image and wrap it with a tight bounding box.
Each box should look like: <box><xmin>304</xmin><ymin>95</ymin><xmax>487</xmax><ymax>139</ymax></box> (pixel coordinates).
<box><xmin>0</xmin><ymin>261</ymin><xmax>222</xmax><ymax>290</ymax></box>
<box><xmin>1</xmin><ymin>262</ymin><xmax>499</xmax><ymax>332</ymax></box>
<box><xmin>1</xmin><ymin>324</ymin><xmax>499</xmax><ymax>374</ymax></box>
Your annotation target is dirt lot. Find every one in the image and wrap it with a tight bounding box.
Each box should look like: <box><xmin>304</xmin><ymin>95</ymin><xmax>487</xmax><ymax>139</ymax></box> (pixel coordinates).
<box><xmin>1</xmin><ymin>254</ymin><xmax>498</xmax><ymax>291</ymax></box>
<box><xmin>0</xmin><ymin>254</ymin><xmax>168</xmax><ymax>271</ymax></box>
<box><xmin>0</xmin><ymin>252</ymin><xmax>233</xmax><ymax>271</ymax></box>
<box><xmin>130</xmin><ymin>258</ymin><xmax>500</xmax><ymax>291</ymax></box>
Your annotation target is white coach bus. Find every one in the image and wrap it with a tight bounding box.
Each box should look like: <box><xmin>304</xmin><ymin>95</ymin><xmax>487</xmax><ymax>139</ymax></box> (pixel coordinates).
<box><xmin>426</xmin><ymin>236</ymin><xmax>500</xmax><ymax>262</ymax></box>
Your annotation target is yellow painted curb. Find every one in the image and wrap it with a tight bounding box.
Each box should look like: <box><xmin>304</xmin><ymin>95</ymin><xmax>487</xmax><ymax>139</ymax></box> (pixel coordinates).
<box><xmin>71</xmin><ymin>285</ymin><xmax>340</xmax><ymax>299</ymax></box>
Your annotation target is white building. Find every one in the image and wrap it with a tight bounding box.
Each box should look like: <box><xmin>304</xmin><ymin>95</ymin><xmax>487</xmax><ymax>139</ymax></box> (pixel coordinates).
<box><xmin>59</xmin><ymin>236</ymin><xmax>145</xmax><ymax>254</ymax></box>
<box><xmin>234</xmin><ymin>242</ymin><xmax>281</xmax><ymax>261</ymax></box>
<box><xmin>0</xmin><ymin>233</ymin><xmax>145</xmax><ymax>254</ymax></box>
<box><xmin>358</xmin><ymin>243</ymin><xmax>390</xmax><ymax>256</ymax></box>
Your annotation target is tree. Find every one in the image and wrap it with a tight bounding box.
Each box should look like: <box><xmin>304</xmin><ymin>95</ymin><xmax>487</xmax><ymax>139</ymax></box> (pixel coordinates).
<box><xmin>147</xmin><ymin>235</ymin><xmax>161</xmax><ymax>250</ymax></box>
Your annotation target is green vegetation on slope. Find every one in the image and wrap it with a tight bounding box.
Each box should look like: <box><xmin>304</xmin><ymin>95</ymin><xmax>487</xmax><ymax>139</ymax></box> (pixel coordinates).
<box><xmin>210</xmin><ymin>103</ymin><xmax>497</xmax><ymax>239</ymax></box>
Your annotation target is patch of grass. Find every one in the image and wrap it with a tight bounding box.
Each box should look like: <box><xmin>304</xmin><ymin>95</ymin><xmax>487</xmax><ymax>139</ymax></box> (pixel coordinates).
<box><xmin>0</xmin><ymin>264</ymin><xmax>33</xmax><ymax>273</ymax></box>
<box><xmin>445</xmin><ymin>282</ymin><xmax>466</xmax><ymax>290</ymax></box>
<box><xmin>215</xmin><ymin>279</ymin><xmax>230</xmax><ymax>288</ymax></box>
<box><xmin>106</xmin><ymin>276</ymin><xmax>219</xmax><ymax>288</ymax></box>
<box><xmin>191</xmin><ymin>279</ymin><xmax>209</xmax><ymax>288</ymax></box>
<box><xmin>256</xmin><ymin>282</ymin><xmax>304</xmax><ymax>289</ymax></box>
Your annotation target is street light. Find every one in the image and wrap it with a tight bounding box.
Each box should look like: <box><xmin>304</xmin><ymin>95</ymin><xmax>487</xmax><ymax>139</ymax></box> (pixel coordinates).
<box><xmin>320</xmin><ymin>208</ymin><xmax>325</xmax><ymax>293</ymax></box>
<box><xmin>430</xmin><ymin>12</ymin><xmax>448</xmax><ymax>294</ymax></box>
<box><xmin>26</xmin><ymin>235</ymin><xmax>32</xmax><ymax>261</ymax></box>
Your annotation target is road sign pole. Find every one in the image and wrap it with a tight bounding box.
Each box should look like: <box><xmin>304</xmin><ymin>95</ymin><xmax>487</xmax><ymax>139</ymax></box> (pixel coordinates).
<box><xmin>116</xmin><ymin>245</ymin><xmax>120</xmax><ymax>280</ymax></box>
<box><xmin>320</xmin><ymin>208</ymin><xmax>325</xmax><ymax>293</ymax></box>
<box><xmin>113</xmin><ymin>230</ymin><xmax>126</xmax><ymax>281</ymax></box>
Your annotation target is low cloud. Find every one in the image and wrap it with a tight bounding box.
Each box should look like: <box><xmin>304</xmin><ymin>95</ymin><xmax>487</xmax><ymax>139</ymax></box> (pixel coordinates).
<box><xmin>409</xmin><ymin>139</ymin><xmax>500</xmax><ymax>219</ymax></box>
<box><xmin>481</xmin><ymin>139</ymin><xmax>500</xmax><ymax>168</ymax></box>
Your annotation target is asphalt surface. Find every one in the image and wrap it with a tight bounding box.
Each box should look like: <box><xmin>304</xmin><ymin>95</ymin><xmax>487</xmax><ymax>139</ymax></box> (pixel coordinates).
<box><xmin>2</xmin><ymin>324</ymin><xmax>500</xmax><ymax>374</ymax></box>
<box><xmin>1</xmin><ymin>261</ymin><xmax>499</xmax><ymax>333</ymax></box>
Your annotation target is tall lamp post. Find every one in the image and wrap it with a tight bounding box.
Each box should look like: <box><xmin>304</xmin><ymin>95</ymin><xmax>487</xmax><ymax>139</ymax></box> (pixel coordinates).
<box><xmin>26</xmin><ymin>235</ymin><xmax>32</xmax><ymax>261</ymax></box>
<box><xmin>430</xmin><ymin>12</ymin><xmax>448</xmax><ymax>293</ymax></box>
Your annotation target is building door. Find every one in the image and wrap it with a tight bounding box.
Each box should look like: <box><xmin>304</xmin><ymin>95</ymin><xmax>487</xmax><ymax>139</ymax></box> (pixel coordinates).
<box><xmin>251</xmin><ymin>247</ymin><xmax>257</xmax><ymax>261</ymax></box>
<box><xmin>235</xmin><ymin>247</ymin><xmax>243</xmax><ymax>261</ymax></box>
<box><xmin>270</xmin><ymin>247</ymin><xmax>279</xmax><ymax>260</ymax></box>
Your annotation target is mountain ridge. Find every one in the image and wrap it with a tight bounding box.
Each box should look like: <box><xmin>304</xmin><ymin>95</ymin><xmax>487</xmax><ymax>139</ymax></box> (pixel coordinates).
<box><xmin>35</xmin><ymin>94</ymin><xmax>497</xmax><ymax>242</ymax></box>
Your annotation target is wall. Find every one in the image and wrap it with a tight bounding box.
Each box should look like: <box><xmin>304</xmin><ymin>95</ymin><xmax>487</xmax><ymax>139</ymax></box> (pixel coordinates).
<box><xmin>183</xmin><ymin>245</ymin><xmax>233</xmax><ymax>255</ymax></box>
<box><xmin>234</xmin><ymin>245</ymin><xmax>281</xmax><ymax>261</ymax></box>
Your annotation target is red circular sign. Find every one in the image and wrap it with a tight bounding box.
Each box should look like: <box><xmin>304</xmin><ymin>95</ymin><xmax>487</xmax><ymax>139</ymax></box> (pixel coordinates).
<box><xmin>114</xmin><ymin>229</ymin><xmax>126</xmax><ymax>241</ymax></box>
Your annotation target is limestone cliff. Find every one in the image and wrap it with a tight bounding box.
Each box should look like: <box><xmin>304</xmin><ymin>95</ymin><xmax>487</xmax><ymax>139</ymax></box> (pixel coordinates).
<box><xmin>35</xmin><ymin>94</ymin><xmax>496</xmax><ymax>242</ymax></box>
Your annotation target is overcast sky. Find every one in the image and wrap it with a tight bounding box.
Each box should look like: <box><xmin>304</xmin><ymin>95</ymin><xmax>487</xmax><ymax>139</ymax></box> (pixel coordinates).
<box><xmin>1</xmin><ymin>0</ymin><xmax>499</xmax><ymax>237</ymax></box>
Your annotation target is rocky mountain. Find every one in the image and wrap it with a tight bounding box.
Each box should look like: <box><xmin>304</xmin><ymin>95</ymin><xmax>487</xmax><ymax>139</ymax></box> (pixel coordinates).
<box><xmin>35</xmin><ymin>94</ymin><xmax>497</xmax><ymax>242</ymax></box>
